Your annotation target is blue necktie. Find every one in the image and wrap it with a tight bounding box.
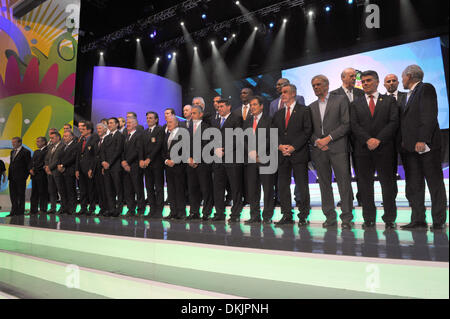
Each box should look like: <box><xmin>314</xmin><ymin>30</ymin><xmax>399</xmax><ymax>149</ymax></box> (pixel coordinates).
<box><xmin>220</xmin><ymin>117</ymin><xmax>225</xmax><ymax>128</ymax></box>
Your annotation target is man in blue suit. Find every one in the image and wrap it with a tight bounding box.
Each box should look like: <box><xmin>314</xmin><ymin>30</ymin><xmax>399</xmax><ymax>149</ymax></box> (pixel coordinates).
<box><xmin>269</xmin><ymin>78</ymin><xmax>305</xmax><ymax>116</ymax></box>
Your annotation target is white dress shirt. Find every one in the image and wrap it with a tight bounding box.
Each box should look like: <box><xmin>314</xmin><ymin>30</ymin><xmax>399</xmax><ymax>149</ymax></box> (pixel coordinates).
<box><xmin>365</xmin><ymin>91</ymin><xmax>380</xmax><ymax>107</ymax></box>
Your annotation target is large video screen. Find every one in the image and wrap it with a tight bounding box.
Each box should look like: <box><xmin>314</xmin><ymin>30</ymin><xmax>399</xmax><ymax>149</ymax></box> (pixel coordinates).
<box><xmin>92</xmin><ymin>67</ymin><xmax>182</xmax><ymax>126</ymax></box>
<box><xmin>282</xmin><ymin>37</ymin><xmax>449</xmax><ymax>129</ymax></box>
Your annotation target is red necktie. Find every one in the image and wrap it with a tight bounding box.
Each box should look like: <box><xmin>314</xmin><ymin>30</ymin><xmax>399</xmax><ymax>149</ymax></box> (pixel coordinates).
<box><xmin>285</xmin><ymin>107</ymin><xmax>291</xmax><ymax>129</ymax></box>
<box><xmin>369</xmin><ymin>95</ymin><xmax>376</xmax><ymax>117</ymax></box>
<box><xmin>253</xmin><ymin>117</ymin><xmax>258</xmax><ymax>134</ymax></box>
<box><xmin>82</xmin><ymin>138</ymin><xmax>86</xmax><ymax>153</ymax></box>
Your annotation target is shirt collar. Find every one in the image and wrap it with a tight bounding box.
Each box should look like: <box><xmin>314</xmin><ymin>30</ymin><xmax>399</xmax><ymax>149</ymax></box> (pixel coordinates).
<box><xmin>342</xmin><ymin>86</ymin><xmax>353</xmax><ymax>94</ymax></box>
<box><xmin>318</xmin><ymin>93</ymin><xmax>330</xmax><ymax>103</ymax></box>
<box><xmin>253</xmin><ymin>113</ymin><xmax>263</xmax><ymax>122</ymax></box>
<box><xmin>410</xmin><ymin>81</ymin><xmax>421</xmax><ymax>92</ymax></box>
<box><xmin>222</xmin><ymin>113</ymin><xmax>231</xmax><ymax>121</ymax></box>
<box><xmin>366</xmin><ymin>91</ymin><xmax>379</xmax><ymax>100</ymax></box>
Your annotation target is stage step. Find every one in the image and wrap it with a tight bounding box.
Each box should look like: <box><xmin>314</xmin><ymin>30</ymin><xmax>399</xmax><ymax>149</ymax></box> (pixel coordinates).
<box><xmin>0</xmin><ymin>224</ymin><xmax>448</xmax><ymax>299</ymax></box>
<box><xmin>0</xmin><ymin>250</ymin><xmax>241</xmax><ymax>299</ymax></box>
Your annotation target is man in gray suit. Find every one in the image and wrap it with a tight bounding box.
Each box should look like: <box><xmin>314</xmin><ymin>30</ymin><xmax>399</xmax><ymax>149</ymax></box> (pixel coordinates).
<box><xmin>309</xmin><ymin>75</ymin><xmax>354</xmax><ymax>229</ymax></box>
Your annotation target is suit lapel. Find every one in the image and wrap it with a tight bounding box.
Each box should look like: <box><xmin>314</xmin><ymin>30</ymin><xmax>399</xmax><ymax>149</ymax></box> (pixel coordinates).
<box><xmin>404</xmin><ymin>83</ymin><xmax>421</xmax><ymax>114</ymax></box>
<box><xmin>372</xmin><ymin>95</ymin><xmax>384</xmax><ymax>119</ymax></box>
<box><xmin>323</xmin><ymin>95</ymin><xmax>333</xmax><ymax>122</ymax></box>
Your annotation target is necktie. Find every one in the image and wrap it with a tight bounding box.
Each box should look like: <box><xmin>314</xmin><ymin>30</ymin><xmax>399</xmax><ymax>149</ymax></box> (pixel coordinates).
<box><xmin>81</xmin><ymin>138</ymin><xmax>86</xmax><ymax>153</ymax></box>
<box><xmin>285</xmin><ymin>106</ymin><xmax>291</xmax><ymax>129</ymax></box>
<box><xmin>12</xmin><ymin>149</ymin><xmax>17</xmax><ymax>161</ymax></box>
<box><xmin>390</xmin><ymin>93</ymin><xmax>397</xmax><ymax>101</ymax></box>
<box><xmin>347</xmin><ymin>89</ymin><xmax>353</xmax><ymax>103</ymax></box>
<box><xmin>243</xmin><ymin>106</ymin><xmax>248</xmax><ymax>121</ymax></box>
<box><xmin>193</xmin><ymin>122</ymin><xmax>198</xmax><ymax>135</ymax></box>
<box><xmin>369</xmin><ymin>95</ymin><xmax>376</xmax><ymax>117</ymax></box>
<box><xmin>220</xmin><ymin>117</ymin><xmax>225</xmax><ymax>128</ymax></box>
<box><xmin>253</xmin><ymin>117</ymin><xmax>258</xmax><ymax>134</ymax></box>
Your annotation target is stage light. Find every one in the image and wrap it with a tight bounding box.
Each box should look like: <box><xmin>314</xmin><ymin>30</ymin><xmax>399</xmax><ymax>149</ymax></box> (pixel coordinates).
<box><xmin>254</xmin><ymin>26</ymin><xmax>258</xmax><ymax>31</ymax></box>
<box><xmin>232</xmin><ymin>33</ymin><xmax>236</xmax><ymax>38</ymax></box>
<box><xmin>348</xmin><ymin>0</ymin><xmax>353</xmax><ymax>4</ymax></box>
<box><xmin>180</xmin><ymin>21</ymin><xmax>185</xmax><ymax>26</ymax></box>
<box><xmin>308</xmin><ymin>10</ymin><xmax>314</xmax><ymax>17</ymax></box>
<box><xmin>194</xmin><ymin>46</ymin><xmax>198</xmax><ymax>50</ymax></box>
<box><xmin>150</xmin><ymin>31</ymin><xmax>157</xmax><ymax>39</ymax></box>
<box><xmin>269</xmin><ymin>22</ymin><xmax>274</xmax><ymax>28</ymax></box>
<box><xmin>283</xmin><ymin>18</ymin><xmax>288</xmax><ymax>23</ymax></box>
<box><xmin>136</xmin><ymin>38</ymin><xmax>140</xmax><ymax>42</ymax></box>
<box><xmin>223</xmin><ymin>36</ymin><xmax>228</xmax><ymax>41</ymax></box>
<box><xmin>156</xmin><ymin>57</ymin><xmax>160</xmax><ymax>62</ymax></box>
<box><xmin>235</xmin><ymin>1</ymin><xmax>239</xmax><ymax>5</ymax></box>
<box><xmin>211</xmin><ymin>40</ymin><xmax>215</xmax><ymax>45</ymax></box>
<box><xmin>168</xmin><ymin>53</ymin><xmax>172</xmax><ymax>59</ymax></box>
<box><xmin>325</xmin><ymin>5</ymin><xmax>331</xmax><ymax>12</ymax></box>
<box><xmin>201</xmin><ymin>13</ymin><xmax>207</xmax><ymax>19</ymax></box>
<box><xmin>173</xmin><ymin>52</ymin><xmax>177</xmax><ymax>57</ymax></box>
<box><xmin>100</xmin><ymin>51</ymin><xmax>104</xmax><ymax>56</ymax></box>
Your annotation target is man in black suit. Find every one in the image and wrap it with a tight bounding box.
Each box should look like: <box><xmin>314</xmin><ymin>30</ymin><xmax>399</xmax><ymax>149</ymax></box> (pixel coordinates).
<box><xmin>186</xmin><ymin>105</ymin><xmax>214</xmax><ymax>220</ymax></box>
<box><xmin>233</xmin><ymin>88</ymin><xmax>254</xmax><ymax>122</ymax></box>
<box><xmin>8</xmin><ymin>137</ymin><xmax>31</xmax><ymax>216</ymax></box>
<box><xmin>350</xmin><ymin>70</ymin><xmax>399</xmax><ymax>229</ymax></box>
<box><xmin>93</xmin><ymin>123</ymin><xmax>109</xmax><ymax>216</ymax></box>
<box><xmin>121</xmin><ymin>117</ymin><xmax>146</xmax><ymax>216</ymax></box>
<box><xmin>212</xmin><ymin>99</ymin><xmax>244</xmax><ymax>223</ymax></box>
<box><xmin>400</xmin><ymin>65</ymin><xmax>447</xmax><ymax>231</ymax></box>
<box><xmin>125</xmin><ymin>112</ymin><xmax>145</xmax><ymax>133</ymax></box>
<box><xmin>102</xmin><ymin>118</ymin><xmax>125</xmax><ymax>217</ymax></box>
<box><xmin>45</xmin><ymin>132</ymin><xmax>65</xmax><ymax>214</ymax></box>
<box><xmin>384</xmin><ymin>74</ymin><xmax>408</xmax><ymax>199</ymax></box>
<box><xmin>193</xmin><ymin>96</ymin><xmax>214</xmax><ymax>126</ymax></box>
<box><xmin>58</xmin><ymin>131</ymin><xmax>78</xmax><ymax>215</ymax></box>
<box><xmin>140</xmin><ymin>112</ymin><xmax>165</xmax><ymax>218</ymax></box>
<box><xmin>243</xmin><ymin>96</ymin><xmax>275</xmax><ymax>224</ymax></box>
<box><xmin>331</xmin><ymin>67</ymin><xmax>365</xmax><ymax>207</ymax></box>
<box><xmin>163</xmin><ymin>116</ymin><xmax>187</xmax><ymax>220</ymax></box>
<box><xmin>272</xmin><ymin>84</ymin><xmax>312</xmax><ymax>226</ymax></box>
<box><xmin>29</xmin><ymin>137</ymin><xmax>49</xmax><ymax>214</ymax></box>
<box><xmin>76</xmin><ymin>121</ymin><xmax>99</xmax><ymax>216</ymax></box>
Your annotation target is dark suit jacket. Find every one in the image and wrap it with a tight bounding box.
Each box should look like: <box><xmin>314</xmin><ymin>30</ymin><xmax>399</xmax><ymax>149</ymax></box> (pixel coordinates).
<box><xmin>401</xmin><ymin>82</ymin><xmax>442</xmax><ymax>153</ymax></box>
<box><xmin>8</xmin><ymin>147</ymin><xmax>31</xmax><ymax>181</ymax></box>
<box><xmin>29</xmin><ymin>147</ymin><xmax>48</xmax><ymax>173</ymax></box>
<box><xmin>76</xmin><ymin>134</ymin><xmax>99</xmax><ymax>174</ymax></box>
<box><xmin>59</xmin><ymin>141</ymin><xmax>78</xmax><ymax>176</ymax></box>
<box><xmin>163</xmin><ymin>128</ymin><xmax>186</xmax><ymax>163</ymax></box>
<box><xmin>309</xmin><ymin>94</ymin><xmax>350</xmax><ymax>153</ymax></box>
<box><xmin>243</xmin><ymin>114</ymin><xmax>273</xmax><ymax>165</ymax></box>
<box><xmin>188</xmin><ymin>120</ymin><xmax>212</xmax><ymax>164</ymax></box>
<box><xmin>142</xmin><ymin>126</ymin><xmax>165</xmax><ymax>167</ymax></box>
<box><xmin>122</xmin><ymin>131</ymin><xmax>143</xmax><ymax>168</ymax></box>
<box><xmin>350</xmin><ymin>94</ymin><xmax>399</xmax><ymax>155</ymax></box>
<box><xmin>211</xmin><ymin>112</ymin><xmax>243</xmax><ymax>165</ymax></box>
<box><xmin>101</xmin><ymin>130</ymin><xmax>124</xmax><ymax>172</ymax></box>
<box><xmin>45</xmin><ymin>142</ymin><xmax>65</xmax><ymax>176</ymax></box>
<box><xmin>272</xmin><ymin>103</ymin><xmax>312</xmax><ymax>164</ymax></box>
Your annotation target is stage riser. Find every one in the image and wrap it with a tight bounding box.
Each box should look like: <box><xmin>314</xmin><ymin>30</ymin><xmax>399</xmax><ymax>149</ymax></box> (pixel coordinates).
<box><xmin>0</xmin><ymin>225</ymin><xmax>447</xmax><ymax>299</ymax></box>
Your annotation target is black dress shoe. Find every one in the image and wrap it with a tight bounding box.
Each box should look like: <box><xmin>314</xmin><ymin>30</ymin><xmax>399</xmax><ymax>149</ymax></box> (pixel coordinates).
<box><xmin>322</xmin><ymin>220</ymin><xmax>337</xmax><ymax>228</ymax></box>
<box><xmin>47</xmin><ymin>210</ymin><xmax>56</xmax><ymax>215</ymax></box>
<box><xmin>298</xmin><ymin>219</ymin><xmax>310</xmax><ymax>227</ymax></box>
<box><xmin>336</xmin><ymin>201</ymin><xmax>342</xmax><ymax>207</ymax></box>
<box><xmin>430</xmin><ymin>223</ymin><xmax>446</xmax><ymax>231</ymax></box>
<box><xmin>263</xmin><ymin>218</ymin><xmax>272</xmax><ymax>224</ymax></box>
<box><xmin>211</xmin><ymin>214</ymin><xmax>226</xmax><ymax>221</ymax></box>
<box><xmin>244</xmin><ymin>218</ymin><xmax>261</xmax><ymax>224</ymax></box>
<box><xmin>362</xmin><ymin>221</ymin><xmax>376</xmax><ymax>229</ymax></box>
<box><xmin>275</xmin><ymin>216</ymin><xmax>294</xmax><ymax>226</ymax></box>
<box><xmin>202</xmin><ymin>214</ymin><xmax>211</xmax><ymax>221</ymax></box>
<box><xmin>78</xmin><ymin>210</ymin><xmax>87</xmax><ymax>215</ymax></box>
<box><xmin>228</xmin><ymin>216</ymin><xmax>241</xmax><ymax>223</ymax></box>
<box><xmin>163</xmin><ymin>214</ymin><xmax>176</xmax><ymax>220</ymax></box>
<box><xmin>400</xmin><ymin>222</ymin><xmax>428</xmax><ymax>230</ymax></box>
<box><xmin>385</xmin><ymin>222</ymin><xmax>397</xmax><ymax>230</ymax></box>
<box><xmin>186</xmin><ymin>214</ymin><xmax>201</xmax><ymax>220</ymax></box>
<box><xmin>341</xmin><ymin>222</ymin><xmax>354</xmax><ymax>230</ymax></box>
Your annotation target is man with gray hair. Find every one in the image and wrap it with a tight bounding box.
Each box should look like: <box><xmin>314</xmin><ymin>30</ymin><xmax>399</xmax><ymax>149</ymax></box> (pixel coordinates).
<box><xmin>400</xmin><ymin>65</ymin><xmax>447</xmax><ymax>230</ymax></box>
<box><xmin>309</xmin><ymin>75</ymin><xmax>353</xmax><ymax>229</ymax></box>
<box><xmin>193</xmin><ymin>96</ymin><xmax>214</xmax><ymax>125</ymax></box>
<box><xmin>269</xmin><ymin>78</ymin><xmax>306</xmax><ymax>116</ymax></box>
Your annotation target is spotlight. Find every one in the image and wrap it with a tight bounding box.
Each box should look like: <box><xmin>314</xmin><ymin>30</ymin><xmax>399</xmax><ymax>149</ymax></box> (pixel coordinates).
<box><xmin>168</xmin><ymin>53</ymin><xmax>172</xmax><ymax>59</ymax></box>
<box><xmin>99</xmin><ymin>51</ymin><xmax>104</xmax><ymax>56</ymax></box>
<box><xmin>254</xmin><ymin>26</ymin><xmax>258</xmax><ymax>31</ymax></box>
<box><xmin>136</xmin><ymin>38</ymin><xmax>140</xmax><ymax>42</ymax></box>
<box><xmin>232</xmin><ymin>33</ymin><xmax>236</xmax><ymax>38</ymax></box>
<box><xmin>235</xmin><ymin>1</ymin><xmax>239</xmax><ymax>5</ymax></box>
<box><xmin>223</xmin><ymin>36</ymin><xmax>228</xmax><ymax>41</ymax></box>
<box><xmin>201</xmin><ymin>13</ymin><xmax>207</xmax><ymax>19</ymax></box>
<box><xmin>180</xmin><ymin>21</ymin><xmax>184</xmax><ymax>26</ymax></box>
<box><xmin>308</xmin><ymin>10</ymin><xmax>314</xmax><ymax>17</ymax></box>
<box><xmin>325</xmin><ymin>5</ymin><xmax>331</xmax><ymax>12</ymax></box>
<box><xmin>348</xmin><ymin>0</ymin><xmax>353</xmax><ymax>4</ymax></box>
<box><xmin>173</xmin><ymin>52</ymin><xmax>177</xmax><ymax>57</ymax></box>
<box><xmin>194</xmin><ymin>46</ymin><xmax>198</xmax><ymax>50</ymax></box>
<box><xmin>156</xmin><ymin>57</ymin><xmax>160</xmax><ymax>61</ymax></box>
<box><xmin>269</xmin><ymin>22</ymin><xmax>274</xmax><ymax>28</ymax></box>
<box><xmin>150</xmin><ymin>31</ymin><xmax>157</xmax><ymax>39</ymax></box>
<box><xmin>211</xmin><ymin>40</ymin><xmax>215</xmax><ymax>45</ymax></box>
<box><xmin>283</xmin><ymin>18</ymin><xmax>288</xmax><ymax>23</ymax></box>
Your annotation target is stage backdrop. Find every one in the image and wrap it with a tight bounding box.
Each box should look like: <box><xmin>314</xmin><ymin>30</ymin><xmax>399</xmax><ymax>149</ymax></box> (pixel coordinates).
<box><xmin>0</xmin><ymin>0</ymin><xmax>80</xmax><ymax>194</ymax></box>
<box><xmin>283</xmin><ymin>37</ymin><xmax>449</xmax><ymax>130</ymax></box>
<box><xmin>92</xmin><ymin>66</ymin><xmax>182</xmax><ymax>126</ymax></box>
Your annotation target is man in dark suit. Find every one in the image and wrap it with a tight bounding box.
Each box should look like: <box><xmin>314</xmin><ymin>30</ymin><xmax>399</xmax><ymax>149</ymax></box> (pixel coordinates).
<box><xmin>269</xmin><ymin>78</ymin><xmax>306</xmax><ymax>117</ymax></box>
<box><xmin>29</xmin><ymin>137</ymin><xmax>49</xmax><ymax>214</ymax></box>
<box><xmin>58</xmin><ymin>131</ymin><xmax>78</xmax><ymax>215</ymax></box>
<box><xmin>243</xmin><ymin>96</ymin><xmax>275</xmax><ymax>224</ymax></box>
<box><xmin>212</xmin><ymin>99</ymin><xmax>244</xmax><ymax>223</ymax></box>
<box><xmin>272</xmin><ymin>84</ymin><xmax>312</xmax><ymax>226</ymax></box>
<box><xmin>140</xmin><ymin>112</ymin><xmax>165</xmax><ymax>218</ymax></box>
<box><xmin>45</xmin><ymin>132</ymin><xmax>65</xmax><ymax>214</ymax></box>
<box><xmin>350</xmin><ymin>70</ymin><xmax>399</xmax><ymax>229</ymax></box>
<box><xmin>76</xmin><ymin>121</ymin><xmax>99</xmax><ymax>216</ymax></box>
<box><xmin>102</xmin><ymin>118</ymin><xmax>125</xmax><ymax>217</ymax></box>
<box><xmin>331</xmin><ymin>67</ymin><xmax>365</xmax><ymax>207</ymax></box>
<box><xmin>121</xmin><ymin>117</ymin><xmax>146</xmax><ymax>216</ymax></box>
<box><xmin>384</xmin><ymin>74</ymin><xmax>408</xmax><ymax>199</ymax></box>
<box><xmin>93</xmin><ymin>123</ymin><xmax>109</xmax><ymax>216</ymax></box>
<box><xmin>186</xmin><ymin>105</ymin><xmax>214</xmax><ymax>220</ymax></box>
<box><xmin>125</xmin><ymin>112</ymin><xmax>145</xmax><ymax>133</ymax></box>
<box><xmin>400</xmin><ymin>65</ymin><xmax>447</xmax><ymax>231</ymax></box>
<box><xmin>309</xmin><ymin>75</ymin><xmax>354</xmax><ymax>229</ymax></box>
<box><xmin>193</xmin><ymin>96</ymin><xmax>214</xmax><ymax>126</ymax></box>
<box><xmin>163</xmin><ymin>116</ymin><xmax>187</xmax><ymax>220</ymax></box>
<box><xmin>8</xmin><ymin>137</ymin><xmax>31</xmax><ymax>216</ymax></box>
